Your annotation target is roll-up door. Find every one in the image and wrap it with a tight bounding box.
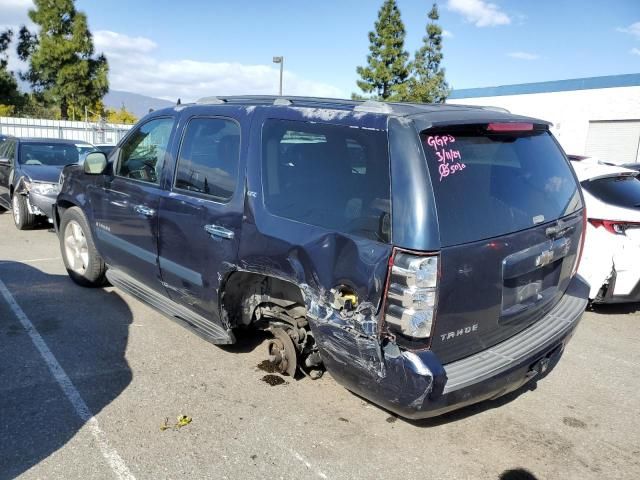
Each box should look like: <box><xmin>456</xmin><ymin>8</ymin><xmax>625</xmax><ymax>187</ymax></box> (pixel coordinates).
<box><xmin>585</xmin><ymin>120</ymin><xmax>640</xmax><ymax>164</ymax></box>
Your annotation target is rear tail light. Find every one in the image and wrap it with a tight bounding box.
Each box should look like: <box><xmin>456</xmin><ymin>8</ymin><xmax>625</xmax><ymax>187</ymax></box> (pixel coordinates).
<box><xmin>383</xmin><ymin>250</ymin><xmax>439</xmax><ymax>340</ymax></box>
<box><xmin>589</xmin><ymin>218</ymin><xmax>640</xmax><ymax>235</ymax></box>
<box><xmin>572</xmin><ymin>208</ymin><xmax>587</xmax><ymax>277</ymax></box>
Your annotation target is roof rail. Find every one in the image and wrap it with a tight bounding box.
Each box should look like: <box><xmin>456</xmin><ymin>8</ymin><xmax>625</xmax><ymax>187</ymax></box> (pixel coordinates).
<box><xmin>353</xmin><ymin>100</ymin><xmax>394</xmax><ymax>114</ymax></box>
<box><xmin>196</xmin><ymin>96</ymin><xmax>227</xmax><ymax>104</ymax></box>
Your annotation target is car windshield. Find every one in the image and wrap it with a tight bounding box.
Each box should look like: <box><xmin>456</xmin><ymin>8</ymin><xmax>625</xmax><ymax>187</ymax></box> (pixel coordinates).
<box><xmin>582</xmin><ymin>174</ymin><xmax>640</xmax><ymax>209</ymax></box>
<box><xmin>421</xmin><ymin>127</ymin><xmax>582</xmax><ymax>246</ymax></box>
<box><xmin>19</xmin><ymin>142</ymin><xmax>80</xmax><ymax>166</ymax></box>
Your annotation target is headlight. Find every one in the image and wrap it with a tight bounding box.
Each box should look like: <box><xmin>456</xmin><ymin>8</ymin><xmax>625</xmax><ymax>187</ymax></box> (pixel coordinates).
<box><xmin>30</xmin><ymin>182</ymin><xmax>61</xmax><ymax>196</ymax></box>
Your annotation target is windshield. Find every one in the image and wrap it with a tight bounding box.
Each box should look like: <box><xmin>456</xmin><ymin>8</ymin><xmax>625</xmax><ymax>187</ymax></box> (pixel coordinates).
<box><xmin>582</xmin><ymin>174</ymin><xmax>640</xmax><ymax>209</ymax></box>
<box><xmin>421</xmin><ymin>127</ymin><xmax>582</xmax><ymax>246</ymax></box>
<box><xmin>19</xmin><ymin>142</ymin><xmax>80</xmax><ymax>166</ymax></box>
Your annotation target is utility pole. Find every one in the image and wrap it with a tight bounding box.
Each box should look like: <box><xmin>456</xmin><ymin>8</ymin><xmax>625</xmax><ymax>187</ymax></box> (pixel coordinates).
<box><xmin>273</xmin><ymin>56</ymin><xmax>284</xmax><ymax>96</ymax></box>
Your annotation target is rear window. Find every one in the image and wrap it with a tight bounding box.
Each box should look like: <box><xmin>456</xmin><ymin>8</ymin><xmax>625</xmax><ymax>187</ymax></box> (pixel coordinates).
<box><xmin>262</xmin><ymin>119</ymin><xmax>391</xmax><ymax>242</ymax></box>
<box><xmin>582</xmin><ymin>175</ymin><xmax>640</xmax><ymax>209</ymax></box>
<box><xmin>421</xmin><ymin>127</ymin><xmax>581</xmax><ymax>246</ymax></box>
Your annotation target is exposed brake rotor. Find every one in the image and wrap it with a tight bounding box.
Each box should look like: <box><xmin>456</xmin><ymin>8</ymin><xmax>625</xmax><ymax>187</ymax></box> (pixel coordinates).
<box><xmin>266</xmin><ymin>327</ymin><xmax>298</xmax><ymax>377</ymax></box>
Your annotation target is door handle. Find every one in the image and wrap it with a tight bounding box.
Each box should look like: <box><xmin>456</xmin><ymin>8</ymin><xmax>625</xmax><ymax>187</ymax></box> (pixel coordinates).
<box><xmin>109</xmin><ymin>200</ymin><xmax>128</xmax><ymax>207</ymax></box>
<box><xmin>204</xmin><ymin>224</ymin><xmax>235</xmax><ymax>240</ymax></box>
<box><xmin>134</xmin><ymin>204</ymin><xmax>155</xmax><ymax>217</ymax></box>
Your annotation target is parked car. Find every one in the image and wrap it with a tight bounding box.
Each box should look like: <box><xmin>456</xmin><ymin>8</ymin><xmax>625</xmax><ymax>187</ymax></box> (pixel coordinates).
<box><xmin>621</xmin><ymin>162</ymin><xmax>640</xmax><ymax>173</ymax></box>
<box><xmin>0</xmin><ymin>137</ymin><xmax>84</xmax><ymax>229</ymax></box>
<box><xmin>54</xmin><ymin>96</ymin><xmax>589</xmax><ymax>419</ymax></box>
<box><xmin>570</xmin><ymin>158</ymin><xmax>640</xmax><ymax>303</ymax></box>
<box><xmin>93</xmin><ymin>143</ymin><xmax>117</xmax><ymax>157</ymax></box>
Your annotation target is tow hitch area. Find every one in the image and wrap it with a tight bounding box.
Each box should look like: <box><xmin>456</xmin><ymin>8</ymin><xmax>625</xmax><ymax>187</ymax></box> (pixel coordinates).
<box><xmin>528</xmin><ymin>345</ymin><xmax>563</xmax><ymax>381</ymax></box>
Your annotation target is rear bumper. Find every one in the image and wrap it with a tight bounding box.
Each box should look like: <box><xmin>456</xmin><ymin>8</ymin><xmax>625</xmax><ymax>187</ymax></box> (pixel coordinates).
<box><xmin>320</xmin><ymin>275</ymin><xmax>589</xmax><ymax>419</ymax></box>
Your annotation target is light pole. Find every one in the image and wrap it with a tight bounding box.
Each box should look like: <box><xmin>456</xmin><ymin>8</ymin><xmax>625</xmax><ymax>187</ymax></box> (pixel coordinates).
<box><xmin>272</xmin><ymin>56</ymin><xmax>284</xmax><ymax>96</ymax></box>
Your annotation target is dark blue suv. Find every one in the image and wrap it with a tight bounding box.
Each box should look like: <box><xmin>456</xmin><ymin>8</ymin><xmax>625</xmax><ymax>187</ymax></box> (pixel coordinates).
<box><xmin>54</xmin><ymin>96</ymin><xmax>589</xmax><ymax>419</ymax></box>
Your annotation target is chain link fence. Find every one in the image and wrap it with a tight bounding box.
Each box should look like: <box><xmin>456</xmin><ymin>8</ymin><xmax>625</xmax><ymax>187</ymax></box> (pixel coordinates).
<box><xmin>0</xmin><ymin>116</ymin><xmax>133</xmax><ymax>145</ymax></box>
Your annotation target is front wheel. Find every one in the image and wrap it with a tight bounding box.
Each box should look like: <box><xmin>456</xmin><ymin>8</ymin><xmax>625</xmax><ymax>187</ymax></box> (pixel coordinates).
<box><xmin>59</xmin><ymin>207</ymin><xmax>107</xmax><ymax>287</ymax></box>
<box><xmin>12</xmin><ymin>194</ymin><xmax>37</xmax><ymax>230</ymax></box>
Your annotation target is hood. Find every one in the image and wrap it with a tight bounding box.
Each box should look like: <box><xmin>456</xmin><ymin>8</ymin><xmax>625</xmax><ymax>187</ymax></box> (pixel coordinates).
<box><xmin>20</xmin><ymin>164</ymin><xmax>64</xmax><ymax>183</ymax></box>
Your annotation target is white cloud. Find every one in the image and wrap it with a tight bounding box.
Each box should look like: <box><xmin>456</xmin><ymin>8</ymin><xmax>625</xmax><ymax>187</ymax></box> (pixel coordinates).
<box><xmin>447</xmin><ymin>0</ymin><xmax>511</xmax><ymax>27</ymax></box>
<box><xmin>98</xmin><ymin>31</ymin><xmax>345</xmax><ymax>101</ymax></box>
<box><xmin>617</xmin><ymin>21</ymin><xmax>640</xmax><ymax>38</ymax></box>
<box><xmin>0</xmin><ymin>0</ymin><xmax>32</xmax><ymax>29</ymax></box>
<box><xmin>442</xmin><ymin>29</ymin><xmax>454</xmax><ymax>38</ymax></box>
<box><xmin>507</xmin><ymin>51</ymin><xmax>540</xmax><ymax>60</ymax></box>
<box><xmin>631</xmin><ymin>47</ymin><xmax>640</xmax><ymax>56</ymax></box>
<box><xmin>94</xmin><ymin>30</ymin><xmax>157</xmax><ymax>53</ymax></box>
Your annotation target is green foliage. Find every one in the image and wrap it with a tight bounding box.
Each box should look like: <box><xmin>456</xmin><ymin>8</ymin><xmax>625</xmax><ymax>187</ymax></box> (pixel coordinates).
<box><xmin>18</xmin><ymin>0</ymin><xmax>109</xmax><ymax>120</ymax></box>
<box><xmin>0</xmin><ymin>104</ymin><xmax>15</xmax><ymax>116</ymax></box>
<box><xmin>106</xmin><ymin>105</ymin><xmax>137</xmax><ymax>124</ymax></box>
<box><xmin>405</xmin><ymin>3</ymin><xmax>450</xmax><ymax>103</ymax></box>
<box><xmin>355</xmin><ymin>0</ymin><xmax>411</xmax><ymax>100</ymax></box>
<box><xmin>0</xmin><ymin>29</ymin><xmax>25</xmax><ymax>109</ymax></box>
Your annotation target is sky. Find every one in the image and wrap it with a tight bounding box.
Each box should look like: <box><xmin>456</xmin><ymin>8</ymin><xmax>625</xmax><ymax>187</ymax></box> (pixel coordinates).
<box><xmin>1</xmin><ymin>0</ymin><xmax>639</xmax><ymax>102</ymax></box>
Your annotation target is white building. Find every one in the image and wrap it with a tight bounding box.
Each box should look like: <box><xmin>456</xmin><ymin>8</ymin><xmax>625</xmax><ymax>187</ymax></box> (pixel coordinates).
<box><xmin>447</xmin><ymin>73</ymin><xmax>640</xmax><ymax>164</ymax></box>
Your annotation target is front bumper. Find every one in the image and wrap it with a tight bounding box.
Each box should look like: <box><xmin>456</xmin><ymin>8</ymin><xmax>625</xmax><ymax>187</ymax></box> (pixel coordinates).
<box><xmin>28</xmin><ymin>191</ymin><xmax>57</xmax><ymax>219</ymax></box>
<box><xmin>319</xmin><ymin>275</ymin><xmax>589</xmax><ymax>419</ymax></box>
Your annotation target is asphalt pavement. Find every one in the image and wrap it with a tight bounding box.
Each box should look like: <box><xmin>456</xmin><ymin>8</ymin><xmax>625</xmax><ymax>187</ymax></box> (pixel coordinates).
<box><xmin>0</xmin><ymin>210</ymin><xmax>639</xmax><ymax>480</ymax></box>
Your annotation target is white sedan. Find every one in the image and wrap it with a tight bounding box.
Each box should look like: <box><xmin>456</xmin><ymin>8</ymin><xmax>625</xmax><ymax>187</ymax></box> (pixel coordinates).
<box><xmin>571</xmin><ymin>159</ymin><xmax>640</xmax><ymax>303</ymax></box>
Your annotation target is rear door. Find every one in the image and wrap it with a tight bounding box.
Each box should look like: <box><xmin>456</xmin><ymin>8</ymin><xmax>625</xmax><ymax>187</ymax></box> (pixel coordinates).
<box><xmin>157</xmin><ymin>114</ymin><xmax>244</xmax><ymax>323</ymax></box>
<box><xmin>90</xmin><ymin>116</ymin><xmax>176</xmax><ymax>291</ymax></box>
<box><xmin>420</xmin><ymin>125</ymin><xmax>584</xmax><ymax>363</ymax></box>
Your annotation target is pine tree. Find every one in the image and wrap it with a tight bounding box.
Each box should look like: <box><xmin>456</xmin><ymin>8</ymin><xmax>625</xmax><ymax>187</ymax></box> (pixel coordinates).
<box><xmin>355</xmin><ymin>0</ymin><xmax>410</xmax><ymax>100</ymax></box>
<box><xmin>17</xmin><ymin>0</ymin><xmax>108</xmax><ymax>120</ymax></box>
<box><xmin>407</xmin><ymin>3</ymin><xmax>449</xmax><ymax>103</ymax></box>
<box><xmin>0</xmin><ymin>29</ymin><xmax>24</xmax><ymax>110</ymax></box>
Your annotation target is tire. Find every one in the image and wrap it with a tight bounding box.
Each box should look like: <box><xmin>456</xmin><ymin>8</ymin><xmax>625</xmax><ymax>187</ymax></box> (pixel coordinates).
<box><xmin>59</xmin><ymin>207</ymin><xmax>107</xmax><ymax>287</ymax></box>
<box><xmin>12</xmin><ymin>194</ymin><xmax>37</xmax><ymax>230</ymax></box>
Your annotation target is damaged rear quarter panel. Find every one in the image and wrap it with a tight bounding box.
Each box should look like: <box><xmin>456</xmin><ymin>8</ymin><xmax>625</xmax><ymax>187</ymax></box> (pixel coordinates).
<box><xmin>241</xmin><ymin>107</ymin><xmax>392</xmax><ymax>375</ymax></box>
<box><xmin>238</xmin><ymin>107</ymin><xmax>446</xmax><ymax>414</ymax></box>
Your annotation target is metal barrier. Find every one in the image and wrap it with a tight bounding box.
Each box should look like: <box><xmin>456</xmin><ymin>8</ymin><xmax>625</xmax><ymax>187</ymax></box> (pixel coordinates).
<box><xmin>0</xmin><ymin>116</ymin><xmax>133</xmax><ymax>145</ymax></box>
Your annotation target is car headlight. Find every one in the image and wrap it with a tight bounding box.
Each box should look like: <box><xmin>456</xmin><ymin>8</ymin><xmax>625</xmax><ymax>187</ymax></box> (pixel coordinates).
<box><xmin>30</xmin><ymin>182</ymin><xmax>61</xmax><ymax>196</ymax></box>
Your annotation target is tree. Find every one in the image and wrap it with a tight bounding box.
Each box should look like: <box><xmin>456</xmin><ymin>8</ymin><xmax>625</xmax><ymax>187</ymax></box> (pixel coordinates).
<box><xmin>355</xmin><ymin>0</ymin><xmax>411</xmax><ymax>100</ymax></box>
<box><xmin>17</xmin><ymin>0</ymin><xmax>109</xmax><ymax>120</ymax></box>
<box><xmin>0</xmin><ymin>29</ymin><xmax>24</xmax><ymax>112</ymax></box>
<box><xmin>406</xmin><ymin>3</ymin><xmax>449</xmax><ymax>103</ymax></box>
<box><xmin>106</xmin><ymin>105</ymin><xmax>137</xmax><ymax>124</ymax></box>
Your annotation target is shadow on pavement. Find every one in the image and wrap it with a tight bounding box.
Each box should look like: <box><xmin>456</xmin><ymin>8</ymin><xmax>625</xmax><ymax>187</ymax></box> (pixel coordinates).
<box><xmin>499</xmin><ymin>468</ymin><xmax>539</xmax><ymax>479</ymax></box>
<box><xmin>0</xmin><ymin>261</ymin><xmax>132</xmax><ymax>479</ymax></box>
<box><xmin>589</xmin><ymin>302</ymin><xmax>640</xmax><ymax>315</ymax></box>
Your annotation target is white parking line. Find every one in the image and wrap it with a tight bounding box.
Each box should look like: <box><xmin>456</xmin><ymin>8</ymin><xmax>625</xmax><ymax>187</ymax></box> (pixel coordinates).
<box><xmin>0</xmin><ymin>257</ymin><xmax>60</xmax><ymax>264</ymax></box>
<box><xmin>0</xmin><ymin>277</ymin><xmax>136</xmax><ymax>480</ymax></box>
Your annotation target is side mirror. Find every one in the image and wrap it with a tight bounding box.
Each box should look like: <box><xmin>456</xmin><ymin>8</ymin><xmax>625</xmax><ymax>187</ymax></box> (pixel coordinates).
<box><xmin>84</xmin><ymin>151</ymin><xmax>108</xmax><ymax>175</ymax></box>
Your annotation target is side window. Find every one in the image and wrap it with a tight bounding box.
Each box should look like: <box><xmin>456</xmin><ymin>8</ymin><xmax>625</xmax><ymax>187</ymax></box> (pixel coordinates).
<box><xmin>117</xmin><ymin>117</ymin><xmax>174</xmax><ymax>184</ymax></box>
<box><xmin>262</xmin><ymin>119</ymin><xmax>391</xmax><ymax>242</ymax></box>
<box><xmin>0</xmin><ymin>140</ymin><xmax>16</xmax><ymax>164</ymax></box>
<box><xmin>174</xmin><ymin>117</ymin><xmax>240</xmax><ymax>201</ymax></box>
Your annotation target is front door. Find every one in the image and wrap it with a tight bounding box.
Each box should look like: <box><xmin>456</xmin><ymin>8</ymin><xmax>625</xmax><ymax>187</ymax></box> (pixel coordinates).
<box><xmin>157</xmin><ymin>115</ymin><xmax>244</xmax><ymax>323</ymax></box>
<box><xmin>90</xmin><ymin>116</ymin><xmax>176</xmax><ymax>291</ymax></box>
<box><xmin>0</xmin><ymin>139</ymin><xmax>17</xmax><ymax>208</ymax></box>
